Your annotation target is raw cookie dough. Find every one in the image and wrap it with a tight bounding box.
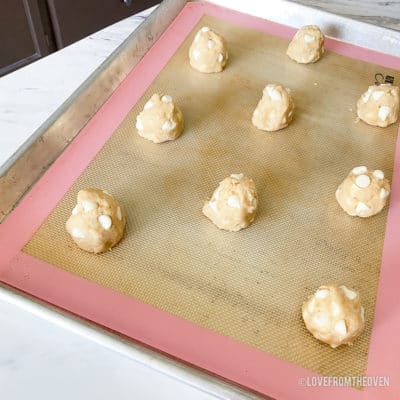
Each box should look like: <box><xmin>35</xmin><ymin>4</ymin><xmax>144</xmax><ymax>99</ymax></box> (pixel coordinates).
<box><xmin>356</xmin><ymin>84</ymin><xmax>399</xmax><ymax>128</ymax></box>
<box><xmin>136</xmin><ymin>93</ymin><xmax>184</xmax><ymax>143</ymax></box>
<box><xmin>66</xmin><ymin>188</ymin><xmax>126</xmax><ymax>254</ymax></box>
<box><xmin>252</xmin><ymin>84</ymin><xmax>294</xmax><ymax>131</ymax></box>
<box><xmin>189</xmin><ymin>26</ymin><xmax>228</xmax><ymax>73</ymax></box>
<box><xmin>335</xmin><ymin>166</ymin><xmax>390</xmax><ymax>218</ymax></box>
<box><xmin>286</xmin><ymin>25</ymin><xmax>325</xmax><ymax>64</ymax></box>
<box><xmin>302</xmin><ymin>284</ymin><xmax>365</xmax><ymax>348</ymax></box>
<box><xmin>202</xmin><ymin>173</ymin><xmax>258</xmax><ymax>231</ymax></box>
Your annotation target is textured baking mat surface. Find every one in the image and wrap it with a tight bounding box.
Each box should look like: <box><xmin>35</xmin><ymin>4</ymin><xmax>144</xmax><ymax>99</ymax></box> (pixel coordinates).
<box><xmin>24</xmin><ymin>15</ymin><xmax>399</xmax><ymax>378</ymax></box>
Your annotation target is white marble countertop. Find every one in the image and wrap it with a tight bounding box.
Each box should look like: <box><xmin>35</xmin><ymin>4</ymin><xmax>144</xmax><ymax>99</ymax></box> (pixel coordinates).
<box><xmin>0</xmin><ymin>300</ymin><xmax>231</xmax><ymax>400</ymax></box>
<box><xmin>1</xmin><ymin>2</ymin><xmax>399</xmax><ymax>399</ymax></box>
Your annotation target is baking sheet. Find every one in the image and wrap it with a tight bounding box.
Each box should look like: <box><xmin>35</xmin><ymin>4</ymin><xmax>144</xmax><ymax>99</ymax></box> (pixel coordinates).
<box><xmin>23</xmin><ymin>14</ymin><xmax>399</xmax><ymax>379</ymax></box>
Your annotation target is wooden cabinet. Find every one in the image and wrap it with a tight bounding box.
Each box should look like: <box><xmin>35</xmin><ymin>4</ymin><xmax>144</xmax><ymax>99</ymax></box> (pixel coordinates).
<box><xmin>0</xmin><ymin>0</ymin><xmax>159</xmax><ymax>76</ymax></box>
<box><xmin>0</xmin><ymin>0</ymin><xmax>52</xmax><ymax>76</ymax></box>
<box><xmin>47</xmin><ymin>0</ymin><xmax>159</xmax><ymax>48</ymax></box>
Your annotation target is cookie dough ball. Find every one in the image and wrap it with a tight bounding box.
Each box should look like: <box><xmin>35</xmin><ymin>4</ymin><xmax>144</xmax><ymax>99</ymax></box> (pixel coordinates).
<box><xmin>252</xmin><ymin>84</ymin><xmax>294</xmax><ymax>131</ymax></box>
<box><xmin>136</xmin><ymin>93</ymin><xmax>184</xmax><ymax>143</ymax></box>
<box><xmin>189</xmin><ymin>26</ymin><xmax>228</xmax><ymax>73</ymax></box>
<box><xmin>287</xmin><ymin>25</ymin><xmax>325</xmax><ymax>64</ymax></box>
<box><xmin>202</xmin><ymin>173</ymin><xmax>258</xmax><ymax>232</ymax></box>
<box><xmin>66</xmin><ymin>189</ymin><xmax>126</xmax><ymax>254</ymax></box>
<box><xmin>357</xmin><ymin>84</ymin><xmax>399</xmax><ymax>128</ymax></box>
<box><xmin>302</xmin><ymin>284</ymin><xmax>365</xmax><ymax>348</ymax></box>
<box><xmin>336</xmin><ymin>166</ymin><xmax>390</xmax><ymax>218</ymax></box>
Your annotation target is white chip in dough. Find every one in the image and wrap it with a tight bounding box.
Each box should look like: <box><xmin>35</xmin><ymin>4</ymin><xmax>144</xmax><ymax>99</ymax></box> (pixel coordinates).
<box><xmin>202</xmin><ymin>174</ymin><xmax>258</xmax><ymax>231</ymax></box>
<box><xmin>66</xmin><ymin>188</ymin><xmax>126</xmax><ymax>254</ymax></box>
<box><xmin>352</xmin><ymin>166</ymin><xmax>367</xmax><ymax>175</ymax></box>
<box><xmin>252</xmin><ymin>84</ymin><xmax>294</xmax><ymax>131</ymax></box>
<box><xmin>302</xmin><ymin>284</ymin><xmax>365</xmax><ymax>348</ymax></box>
<box><xmin>82</xmin><ymin>200</ymin><xmax>97</xmax><ymax>212</ymax></box>
<box><xmin>189</xmin><ymin>26</ymin><xmax>228</xmax><ymax>73</ymax></box>
<box><xmin>136</xmin><ymin>93</ymin><xmax>184</xmax><ymax>143</ymax></box>
<box><xmin>98</xmin><ymin>215</ymin><xmax>112</xmax><ymax>230</ymax></box>
<box><xmin>357</xmin><ymin>84</ymin><xmax>399</xmax><ymax>128</ymax></box>
<box><xmin>287</xmin><ymin>25</ymin><xmax>325</xmax><ymax>64</ymax></box>
<box><xmin>72</xmin><ymin>205</ymin><xmax>79</xmax><ymax>215</ymax></box>
<box><xmin>336</xmin><ymin>166</ymin><xmax>390</xmax><ymax>218</ymax></box>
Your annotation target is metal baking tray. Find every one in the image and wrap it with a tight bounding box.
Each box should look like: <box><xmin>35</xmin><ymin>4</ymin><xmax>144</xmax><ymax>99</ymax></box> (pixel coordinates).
<box><xmin>1</xmin><ymin>1</ymin><xmax>400</xmax><ymax>399</ymax></box>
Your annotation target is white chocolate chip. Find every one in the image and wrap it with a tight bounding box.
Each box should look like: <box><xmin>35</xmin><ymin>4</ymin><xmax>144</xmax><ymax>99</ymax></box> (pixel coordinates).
<box><xmin>355</xmin><ymin>174</ymin><xmax>371</xmax><ymax>188</ymax></box>
<box><xmin>373</xmin><ymin>170</ymin><xmax>384</xmax><ymax>180</ymax></box>
<box><xmin>116</xmin><ymin>207</ymin><xmax>122</xmax><ymax>221</ymax></box>
<box><xmin>227</xmin><ymin>195</ymin><xmax>241</xmax><ymax>208</ymax></box>
<box><xmin>340</xmin><ymin>285</ymin><xmax>357</xmax><ymax>300</ymax></box>
<box><xmin>82</xmin><ymin>200</ymin><xmax>97</xmax><ymax>212</ymax></box>
<box><xmin>380</xmin><ymin>188</ymin><xmax>389</xmax><ymax>199</ymax></box>
<box><xmin>161</xmin><ymin>95</ymin><xmax>172</xmax><ymax>103</ymax></box>
<box><xmin>356</xmin><ymin>202</ymin><xmax>370</xmax><ymax>214</ymax></box>
<box><xmin>218</xmin><ymin>53</ymin><xmax>224</xmax><ymax>63</ymax></box>
<box><xmin>252</xmin><ymin>198</ymin><xmax>258</xmax><ymax>208</ymax></box>
<box><xmin>315</xmin><ymin>289</ymin><xmax>329</xmax><ymax>299</ymax></box>
<box><xmin>253</xmin><ymin>109</ymin><xmax>259</xmax><ymax>116</ymax></box>
<box><xmin>304</xmin><ymin>34</ymin><xmax>315</xmax><ymax>43</ymax></box>
<box><xmin>201</xmin><ymin>26</ymin><xmax>210</xmax><ymax>32</ymax></box>
<box><xmin>72</xmin><ymin>228</ymin><xmax>85</xmax><ymax>239</ymax></box>
<box><xmin>144</xmin><ymin>100</ymin><xmax>154</xmax><ymax>109</ymax></box>
<box><xmin>372</xmin><ymin>90</ymin><xmax>384</xmax><ymax>101</ymax></box>
<box><xmin>266</xmin><ymin>86</ymin><xmax>282</xmax><ymax>101</ymax></box>
<box><xmin>98</xmin><ymin>215</ymin><xmax>112</xmax><ymax>230</ymax></box>
<box><xmin>136</xmin><ymin>118</ymin><xmax>143</xmax><ymax>131</ymax></box>
<box><xmin>162</xmin><ymin>120</ymin><xmax>177</xmax><ymax>131</ymax></box>
<box><xmin>192</xmin><ymin>50</ymin><xmax>200</xmax><ymax>60</ymax></box>
<box><xmin>207</xmin><ymin>40</ymin><xmax>215</xmax><ymax>49</ymax></box>
<box><xmin>352</xmin><ymin>166</ymin><xmax>367</xmax><ymax>175</ymax></box>
<box><xmin>230</xmin><ymin>173</ymin><xmax>244</xmax><ymax>180</ymax></box>
<box><xmin>334</xmin><ymin>319</ymin><xmax>347</xmax><ymax>336</ymax></box>
<box><xmin>313</xmin><ymin>312</ymin><xmax>329</xmax><ymax>327</ymax></box>
<box><xmin>72</xmin><ymin>205</ymin><xmax>79</xmax><ymax>215</ymax></box>
<box><xmin>378</xmin><ymin>106</ymin><xmax>391</xmax><ymax>121</ymax></box>
<box><xmin>360</xmin><ymin>306</ymin><xmax>365</xmax><ymax>323</ymax></box>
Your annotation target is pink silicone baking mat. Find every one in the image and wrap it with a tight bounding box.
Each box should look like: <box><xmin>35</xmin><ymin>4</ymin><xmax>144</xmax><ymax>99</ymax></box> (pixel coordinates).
<box><xmin>1</xmin><ymin>2</ymin><xmax>400</xmax><ymax>399</ymax></box>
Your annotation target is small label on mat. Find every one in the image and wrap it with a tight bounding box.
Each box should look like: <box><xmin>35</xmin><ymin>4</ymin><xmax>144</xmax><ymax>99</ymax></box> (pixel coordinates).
<box><xmin>375</xmin><ymin>73</ymin><xmax>394</xmax><ymax>85</ymax></box>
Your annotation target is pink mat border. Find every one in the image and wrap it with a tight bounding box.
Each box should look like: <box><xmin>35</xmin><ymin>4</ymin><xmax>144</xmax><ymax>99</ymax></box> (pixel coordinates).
<box><xmin>1</xmin><ymin>2</ymin><xmax>399</xmax><ymax>399</ymax></box>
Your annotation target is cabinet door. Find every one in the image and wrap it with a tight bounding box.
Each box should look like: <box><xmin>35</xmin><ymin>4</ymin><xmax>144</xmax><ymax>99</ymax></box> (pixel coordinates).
<box><xmin>0</xmin><ymin>0</ymin><xmax>50</xmax><ymax>76</ymax></box>
<box><xmin>46</xmin><ymin>0</ymin><xmax>160</xmax><ymax>49</ymax></box>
